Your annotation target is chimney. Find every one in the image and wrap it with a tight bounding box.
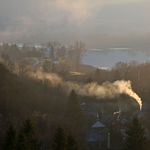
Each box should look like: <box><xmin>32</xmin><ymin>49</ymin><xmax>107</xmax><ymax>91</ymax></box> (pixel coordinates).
<box><xmin>107</xmin><ymin>133</ymin><xmax>110</xmax><ymax>149</ymax></box>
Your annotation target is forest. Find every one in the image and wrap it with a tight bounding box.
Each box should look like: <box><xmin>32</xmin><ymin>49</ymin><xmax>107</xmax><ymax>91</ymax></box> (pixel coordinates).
<box><xmin>0</xmin><ymin>43</ymin><xmax>150</xmax><ymax>149</ymax></box>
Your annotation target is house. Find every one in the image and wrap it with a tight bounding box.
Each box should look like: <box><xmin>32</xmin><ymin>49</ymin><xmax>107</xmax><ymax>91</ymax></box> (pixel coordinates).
<box><xmin>52</xmin><ymin>58</ymin><xmax>60</xmax><ymax>64</ymax></box>
<box><xmin>85</xmin><ymin>120</ymin><xmax>107</xmax><ymax>149</ymax></box>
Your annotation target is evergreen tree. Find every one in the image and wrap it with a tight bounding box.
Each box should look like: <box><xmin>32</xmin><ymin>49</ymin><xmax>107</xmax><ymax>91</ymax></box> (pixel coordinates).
<box><xmin>2</xmin><ymin>43</ymin><xmax>10</xmax><ymax>54</ymax></box>
<box><xmin>66</xmin><ymin>89</ymin><xmax>83</xmax><ymax>122</ymax></box>
<box><xmin>21</xmin><ymin>118</ymin><xmax>37</xmax><ymax>150</ymax></box>
<box><xmin>4</xmin><ymin>123</ymin><xmax>17</xmax><ymax>150</ymax></box>
<box><xmin>66</xmin><ymin>132</ymin><xmax>78</xmax><ymax>150</ymax></box>
<box><xmin>16</xmin><ymin>132</ymin><xmax>29</xmax><ymax>150</ymax></box>
<box><xmin>52</xmin><ymin>125</ymin><xmax>66</xmax><ymax>150</ymax></box>
<box><xmin>124</xmin><ymin>117</ymin><xmax>149</xmax><ymax>150</ymax></box>
<box><xmin>22</xmin><ymin>118</ymin><xmax>36</xmax><ymax>140</ymax></box>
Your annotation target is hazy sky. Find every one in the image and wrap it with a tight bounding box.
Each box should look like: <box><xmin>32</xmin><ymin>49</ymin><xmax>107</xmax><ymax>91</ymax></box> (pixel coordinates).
<box><xmin>0</xmin><ymin>0</ymin><xmax>150</xmax><ymax>46</ymax></box>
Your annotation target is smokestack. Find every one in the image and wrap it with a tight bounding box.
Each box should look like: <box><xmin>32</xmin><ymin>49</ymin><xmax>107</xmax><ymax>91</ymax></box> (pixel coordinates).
<box><xmin>107</xmin><ymin>133</ymin><xmax>110</xmax><ymax>149</ymax></box>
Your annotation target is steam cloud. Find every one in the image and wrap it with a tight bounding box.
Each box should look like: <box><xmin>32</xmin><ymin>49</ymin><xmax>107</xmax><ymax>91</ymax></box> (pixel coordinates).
<box><xmin>29</xmin><ymin>70</ymin><xmax>142</xmax><ymax>111</ymax></box>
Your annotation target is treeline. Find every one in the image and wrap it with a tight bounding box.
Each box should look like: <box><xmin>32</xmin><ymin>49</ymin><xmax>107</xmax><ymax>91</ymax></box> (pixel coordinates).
<box><xmin>4</xmin><ymin>118</ymin><xmax>78</xmax><ymax>150</ymax></box>
<box><xmin>0</xmin><ymin>62</ymin><xmax>85</xmax><ymax>149</ymax></box>
<box><xmin>84</xmin><ymin>60</ymin><xmax>150</xmax><ymax>104</ymax></box>
<box><xmin>0</xmin><ymin>43</ymin><xmax>22</xmax><ymax>59</ymax></box>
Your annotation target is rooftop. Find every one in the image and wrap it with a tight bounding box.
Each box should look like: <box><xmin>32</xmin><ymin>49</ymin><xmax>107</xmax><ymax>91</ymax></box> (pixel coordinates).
<box><xmin>91</xmin><ymin>121</ymin><xmax>105</xmax><ymax>128</ymax></box>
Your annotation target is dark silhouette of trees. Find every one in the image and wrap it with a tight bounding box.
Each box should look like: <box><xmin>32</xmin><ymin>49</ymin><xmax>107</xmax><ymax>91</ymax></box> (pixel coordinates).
<box><xmin>2</xmin><ymin>43</ymin><xmax>10</xmax><ymax>54</ymax></box>
<box><xmin>21</xmin><ymin>118</ymin><xmax>37</xmax><ymax>149</ymax></box>
<box><xmin>4</xmin><ymin>123</ymin><xmax>17</xmax><ymax>150</ymax></box>
<box><xmin>66</xmin><ymin>89</ymin><xmax>83</xmax><ymax>123</ymax></box>
<box><xmin>19</xmin><ymin>61</ymin><xmax>28</xmax><ymax>77</ymax></box>
<box><xmin>17</xmin><ymin>132</ymin><xmax>29</xmax><ymax>150</ymax></box>
<box><xmin>52</xmin><ymin>126</ymin><xmax>79</xmax><ymax>150</ymax></box>
<box><xmin>66</xmin><ymin>132</ymin><xmax>78</xmax><ymax>150</ymax></box>
<box><xmin>124</xmin><ymin>117</ymin><xmax>149</xmax><ymax>150</ymax></box>
<box><xmin>9</xmin><ymin>44</ymin><xmax>21</xmax><ymax>57</ymax></box>
<box><xmin>52</xmin><ymin>125</ymin><xmax>66</xmax><ymax>150</ymax></box>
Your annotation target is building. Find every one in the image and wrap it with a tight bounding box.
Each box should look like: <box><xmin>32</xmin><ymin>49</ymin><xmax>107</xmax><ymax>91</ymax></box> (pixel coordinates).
<box><xmin>52</xmin><ymin>58</ymin><xmax>60</xmax><ymax>64</ymax></box>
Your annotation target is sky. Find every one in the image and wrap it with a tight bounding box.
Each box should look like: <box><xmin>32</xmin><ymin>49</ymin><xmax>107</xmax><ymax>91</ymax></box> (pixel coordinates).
<box><xmin>0</xmin><ymin>0</ymin><xmax>150</xmax><ymax>47</ymax></box>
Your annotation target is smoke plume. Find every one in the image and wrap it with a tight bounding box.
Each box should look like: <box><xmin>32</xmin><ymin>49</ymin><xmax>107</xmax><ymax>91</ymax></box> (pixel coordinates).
<box><xmin>28</xmin><ymin>70</ymin><xmax>142</xmax><ymax>111</ymax></box>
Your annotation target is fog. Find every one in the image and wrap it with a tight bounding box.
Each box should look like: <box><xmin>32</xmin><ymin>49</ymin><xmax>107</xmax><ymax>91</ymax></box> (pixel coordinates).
<box><xmin>0</xmin><ymin>0</ymin><xmax>150</xmax><ymax>47</ymax></box>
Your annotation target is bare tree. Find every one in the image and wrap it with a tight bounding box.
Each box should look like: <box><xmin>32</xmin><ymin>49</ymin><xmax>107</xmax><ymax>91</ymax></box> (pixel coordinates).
<box><xmin>74</xmin><ymin>41</ymin><xmax>86</xmax><ymax>71</ymax></box>
<box><xmin>19</xmin><ymin>61</ymin><xmax>28</xmax><ymax>77</ymax></box>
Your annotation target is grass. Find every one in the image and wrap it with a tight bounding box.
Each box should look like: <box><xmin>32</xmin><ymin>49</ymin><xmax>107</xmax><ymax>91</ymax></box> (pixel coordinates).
<box><xmin>58</xmin><ymin>58</ymin><xmax>66</xmax><ymax>63</ymax></box>
<box><xmin>70</xmin><ymin>71</ymin><xmax>85</xmax><ymax>76</ymax></box>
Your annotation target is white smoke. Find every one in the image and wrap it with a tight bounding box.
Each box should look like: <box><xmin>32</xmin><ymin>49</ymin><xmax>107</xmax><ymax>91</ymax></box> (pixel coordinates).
<box><xmin>113</xmin><ymin>110</ymin><xmax>121</xmax><ymax>115</ymax></box>
<box><xmin>28</xmin><ymin>71</ymin><xmax>142</xmax><ymax>111</ymax></box>
<box><xmin>113</xmin><ymin>110</ymin><xmax>121</xmax><ymax>120</ymax></box>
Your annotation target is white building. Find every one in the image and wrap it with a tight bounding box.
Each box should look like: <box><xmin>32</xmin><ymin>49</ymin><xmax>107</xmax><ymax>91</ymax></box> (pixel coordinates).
<box><xmin>52</xmin><ymin>58</ymin><xmax>60</xmax><ymax>64</ymax></box>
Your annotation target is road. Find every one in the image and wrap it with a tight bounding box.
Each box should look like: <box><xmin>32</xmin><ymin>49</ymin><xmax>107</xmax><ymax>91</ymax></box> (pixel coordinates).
<box><xmin>33</xmin><ymin>58</ymin><xmax>39</xmax><ymax>66</ymax></box>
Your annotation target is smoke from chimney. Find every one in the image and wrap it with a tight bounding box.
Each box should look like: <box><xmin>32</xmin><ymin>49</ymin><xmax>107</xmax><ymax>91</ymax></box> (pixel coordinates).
<box><xmin>28</xmin><ymin>70</ymin><xmax>142</xmax><ymax>111</ymax></box>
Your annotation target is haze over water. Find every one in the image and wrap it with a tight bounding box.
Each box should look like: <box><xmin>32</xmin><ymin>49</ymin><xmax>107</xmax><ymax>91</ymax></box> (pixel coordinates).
<box><xmin>83</xmin><ymin>46</ymin><xmax>150</xmax><ymax>69</ymax></box>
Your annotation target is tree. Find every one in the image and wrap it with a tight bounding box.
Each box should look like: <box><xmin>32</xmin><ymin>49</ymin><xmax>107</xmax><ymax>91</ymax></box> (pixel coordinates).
<box><xmin>86</xmin><ymin>77</ymin><xmax>93</xmax><ymax>84</ymax></box>
<box><xmin>67</xmin><ymin>45</ymin><xmax>75</xmax><ymax>60</ymax></box>
<box><xmin>19</xmin><ymin>61</ymin><xmax>28</xmax><ymax>77</ymax></box>
<box><xmin>59</xmin><ymin>45</ymin><xmax>66</xmax><ymax>58</ymax></box>
<box><xmin>74</xmin><ymin>41</ymin><xmax>86</xmax><ymax>71</ymax></box>
<box><xmin>52</xmin><ymin>125</ymin><xmax>66</xmax><ymax>150</ymax></box>
<box><xmin>2</xmin><ymin>43</ymin><xmax>10</xmax><ymax>54</ymax></box>
<box><xmin>66</xmin><ymin>89</ymin><xmax>83</xmax><ymax>123</ymax></box>
<box><xmin>32</xmin><ymin>46</ymin><xmax>36</xmax><ymax>52</ymax></box>
<box><xmin>4</xmin><ymin>123</ymin><xmax>17</xmax><ymax>150</ymax></box>
<box><xmin>16</xmin><ymin>132</ymin><xmax>29</xmax><ymax>150</ymax></box>
<box><xmin>66</xmin><ymin>132</ymin><xmax>78</xmax><ymax>150</ymax></box>
<box><xmin>95</xmin><ymin>68</ymin><xmax>102</xmax><ymax>82</ymax></box>
<box><xmin>9</xmin><ymin>44</ymin><xmax>21</xmax><ymax>57</ymax></box>
<box><xmin>114</xmin><ymin>69</ymin><xmax>121</xmax><ymax>80</ymax></box>
<box><xmin>50</xmin><ymin>45</ymin><xmax>55</xmax><ymax>59</ymax></box>
<box><xmin>21</xmin><ymin>118</ymin><xmax>37</xmax><ymax>150</ymax></box>
<box><xmin>124</xmin><ymin>117</ymin><xmax>149</xmax><ymax>150</ymax></box>
<box><xmin>21</xmin><ymin>44</ymin><xmax>26</xmax><ymax>53</ymax></box>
